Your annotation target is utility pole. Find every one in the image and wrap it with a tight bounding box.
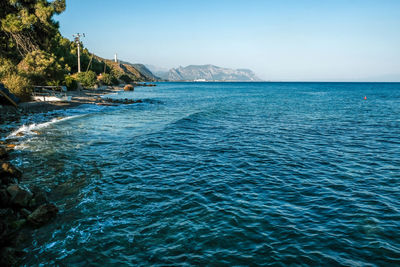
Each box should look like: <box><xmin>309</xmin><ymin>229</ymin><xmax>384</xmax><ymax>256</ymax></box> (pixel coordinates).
<box><xmin>73</xmin><ymin>33</ymin><xmax>85</xmax><ymax>73</ymax></box>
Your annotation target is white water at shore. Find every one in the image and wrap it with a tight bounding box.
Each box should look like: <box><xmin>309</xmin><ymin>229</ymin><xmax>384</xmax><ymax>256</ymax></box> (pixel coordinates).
<box><xmin>6</xmin><ymin>116</ymin><xmax>80</xmax><ymax>140</ymax></box>
<box><xmin>2</xmin><ymin>102</ymin><xmax>122</xmax><ymax>144</ymax></box>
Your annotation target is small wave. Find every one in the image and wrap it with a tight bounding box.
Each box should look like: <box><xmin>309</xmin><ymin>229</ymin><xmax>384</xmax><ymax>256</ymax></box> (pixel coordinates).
<box><xmin>6</xmin><ymin>115</ymin><xmax>80</xmax><ymax>139</ymax></box>
<box><xmin>166</xmin><ymin>107</ymin><xmax>228</xmax><ymax>130</ymax></box>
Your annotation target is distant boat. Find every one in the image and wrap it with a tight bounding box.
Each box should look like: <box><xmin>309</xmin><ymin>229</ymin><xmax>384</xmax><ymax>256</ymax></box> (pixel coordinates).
<box><xmin>32</xmin><ymin>86</ymin><xmax>72</xmax><ymax>102</ymax></box>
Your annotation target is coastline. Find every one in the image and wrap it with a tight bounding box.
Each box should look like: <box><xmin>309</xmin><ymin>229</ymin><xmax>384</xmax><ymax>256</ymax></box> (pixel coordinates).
<box><xmin>0</xmin><ymin>86</ymin><xmax>124</xmax><ymax>140</ymax></box>
<box><xmin>0</xmin><ymin>85</ymin><xmax>128</xmax><ymax>265</ymax></box>
<box><xmin>0</xmin><ymin>82</ymin><xmax>156</xmax><ymax>139</ymax></box>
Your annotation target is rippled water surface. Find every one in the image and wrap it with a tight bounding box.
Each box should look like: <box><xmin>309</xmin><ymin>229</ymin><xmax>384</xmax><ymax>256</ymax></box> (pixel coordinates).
<box><xmin>9</xmin><ymin>82</ymin><xmax>400</xmax><ymax>265</ymax></box>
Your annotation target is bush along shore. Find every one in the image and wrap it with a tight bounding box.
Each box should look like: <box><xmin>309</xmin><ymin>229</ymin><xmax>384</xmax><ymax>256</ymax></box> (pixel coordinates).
<box><xmin>0</xmin><ymin>144</ymin><xmax>58</xmax><ymax>266</ymax></box>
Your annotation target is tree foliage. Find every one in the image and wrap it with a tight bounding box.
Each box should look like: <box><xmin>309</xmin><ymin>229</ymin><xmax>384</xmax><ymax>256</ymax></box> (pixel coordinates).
<box><xmin>76</xmin><ymin>71</ymin><xmax>97</xmax><ymax>88</ymax></box>
<box><xmin>0</xmin><ymin>57</ymin><xmax>17</xmax><ymax>79</ymax></box>
<box><xmin>63</xmin><ymin>75</ymin><xmax>78</xmax><ymax>90</ymax></box>
<box><xmin>50</xmin><ymin>33</ymin><xmax>106</xmax><ymax>74</ymax></box>
<box><xmin>0</xmin><ymin>0</ymin><xmax>65</xmax><ymax>58</ymax></box>
<box><xmin>18</xmin><ymin>50</ymin><xmax>66</xmax><ymax>85</ymax></box>
<box><xmin>119</xmin><ymin>74</ymin><xmax>132</xmax><ymax>83</ymax></box>
<box><xmin>0</xmin><ymin>0</ymin><xmax>112</xmax><ymax>101</ymax></box>
<box><xmin>99</xmin><ymin>73</ymin><xmax>119</xmax><ymax>86</ymax></box>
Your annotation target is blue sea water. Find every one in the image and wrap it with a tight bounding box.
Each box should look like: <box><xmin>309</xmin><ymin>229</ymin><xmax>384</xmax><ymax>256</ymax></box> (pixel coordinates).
<box><xmin>8</xmin><ymin>82</ymin><xmax>400</xmax><ymax>265</ymax></box>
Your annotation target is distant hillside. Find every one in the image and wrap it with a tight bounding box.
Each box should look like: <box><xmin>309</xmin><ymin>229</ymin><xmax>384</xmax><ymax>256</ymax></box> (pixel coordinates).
<box><xmin>145</xmin><ymin>64</ymin><xmax>169</xmax><ymax>79</ymax></box>
<box><xmin>156</xmin><ymin>65</ymin><xmax>261</xmax><ymax>81</ymax></box>
<box><xmin>96</xmin><ymin>57</ymin><xmax>160</xmax><ymax>82</ymax></box>
<box><xmin>120</xmin><ymin>61</ymin><xmax>161</xmax><ymax>81</ymax></box>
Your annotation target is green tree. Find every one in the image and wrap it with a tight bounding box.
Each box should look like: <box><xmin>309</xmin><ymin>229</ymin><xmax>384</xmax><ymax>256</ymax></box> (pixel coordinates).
<box><xmin>0</xmin><ymin>57</ymin><xmax>17</xmax><ymax>80</ymax></box>
<box><xmin>76</xmin><ymin>71</ymin><xmax>97</xmax><ymax>88</ymax></box>
<box><xmin>0</xmin><ymin>0</ymin><xmax>66</xmax><ymax>58</ymax></box>
<box><xmin>18</xmin><ymin>50</ymin><xmax>66</xmax><ymax>85</ymax></box>
<box><xmin>0</xmin><ymin>0</ymin><xmax>129</xmax><ymax>100</ymax></box>
<box><xmin>64</xmin><ymin>75</ymin><xmax>78</xmax><ymax>90</ymax></box>
<box><xmin>99</xmin><ymin>73</ymin><xmax>119</xmax><ymax>85</ymax></box>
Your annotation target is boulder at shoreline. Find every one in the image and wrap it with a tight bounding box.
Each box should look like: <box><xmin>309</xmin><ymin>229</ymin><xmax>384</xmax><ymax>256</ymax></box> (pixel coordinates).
<box><xmin>1</xmin><ymin>162</ymin><xmax>22</xmax><ymax>179</ymax></box>
<box><xmin>0</xmin><ymin>145</ymin><xmax>59</xmax><ymax>265</ymax></box>
<box><xmin>124</xmin><ymin>84</ymin><xmax>134</xmax><ymax>91</ymax></box>
<box><xmin>27</xmin><ymin>204</ymin><xmax>58</xmax><ymax>227</ymax></box>
<box><xmin>6</xmin><ymin>185</ymin><xmax>33</xmax><ymax>208</ymax></box>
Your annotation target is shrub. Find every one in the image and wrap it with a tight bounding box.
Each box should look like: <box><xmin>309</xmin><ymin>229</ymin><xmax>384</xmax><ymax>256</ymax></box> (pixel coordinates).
<box><xmin>64</xmin><ymin>75</ymin><xmax>78</xmax><ymax>90</ymax></box>
<box><xmin>111</xmin><ymin>76</ymin><xmax>119</xmax><ymax>85</ymax></box>
<box><xmin>2</xmin><ymin>73</ymin><xmax>32</xmax><ymax>101</ymax></box>
<box><xmin>99</xmin><ymin>73</ymin><xmax>112</xmax><ymax>85</ymax></box>
<box><xmin>0</xmin><ymin>58</ymin><xmax>17</xmax><ymax>80</ymax></box>
<box><xmin>99</xmin><ymin>73</ymin><xmax>120</xmax><ymax>86</ymax></box>
<box><xmin>119</xmin><ymin>74</ymin><xmax>132</xmax><ymax>83</ymax></box>
<box><xmin>76</xmin><ymin>71</ymin><xmax>97</xmax><ymax>88</ymax></box>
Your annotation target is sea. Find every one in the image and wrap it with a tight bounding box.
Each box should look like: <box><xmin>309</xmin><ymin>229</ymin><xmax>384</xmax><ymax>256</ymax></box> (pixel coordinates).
<box><xmin>5</xmin><ymin>82</ymin><xmax>400</xmax><ymax>265</ymax></box>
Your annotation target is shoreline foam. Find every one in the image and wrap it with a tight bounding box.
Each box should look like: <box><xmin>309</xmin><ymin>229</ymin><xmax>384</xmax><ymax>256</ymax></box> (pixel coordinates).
<box><xmin>0</xmin><ymin>87</ymin><xmax>123</xmax><ymax>140</ymax></box>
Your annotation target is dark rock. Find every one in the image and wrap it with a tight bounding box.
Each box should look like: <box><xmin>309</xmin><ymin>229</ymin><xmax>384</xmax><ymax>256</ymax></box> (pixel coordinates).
<box><xmin>0</xmin><ymin>146</ymin><xmax>7</xmax><ymax>159</ymax></box>
<box><xmin>9</xmin><ymin>219</ymin><xmax>26</xmax><ymax>231</ymax></box>
<box><xmin>29</xmin><ymin>186</ymin><xmax>49</xmax><ymax>209</ymax></box>
<box><xmin>0</xmin><ymin>189</ymin><xmax>10</xmax><ymax>207</ymax></box>
<box><xmin>1</xmin><ymin>162</ymin><xmax>22</xmax><ymax>179</ymax></box>
<box><xmin>0</xmin><ymin>208</ymin><xmax>14</xmax><ymax>219</ymax></box>
<box><xmin>11</xmin><ymin>229</ymin><xmax>30</xmax><ymax>247</ymax></box>
<box><xmin>0</xmin><ymin>220</ymin><xmax>8</xmax><ymax>246</ymax></box>
<box><xmin>6</xmin><ymin>184</ymin><xmax>33</xmax><ymax>207</ymax></box>
<box><xmin>19</xmin><ymin>208</ymin><xmax>31</xmax><ymax>218</ymax></box>
<box><xmin>0</xmin><ymin>174</ymin><xmax>18</xmax><ymax>187</ymax></box>
<box><xmin>27</xmin><ymin>203</ymin><xmax>58</xmax><ymax>227</ymax></box>
<box><xmin>0</xmin><ymin>209</ymin><xmax>17</xmax><ymax>246</ymax></box>
<box><xmin>0</xmin><ymin>247</ymin><xmax>25</xmax><ymax>266</ymax></box>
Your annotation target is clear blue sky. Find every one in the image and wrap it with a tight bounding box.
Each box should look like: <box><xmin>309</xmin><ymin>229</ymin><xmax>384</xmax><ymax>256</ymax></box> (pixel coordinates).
<box><xmin>57</xmin><ymin>0</ymin><xmax>400</xmax><ymax>81</ymax></box>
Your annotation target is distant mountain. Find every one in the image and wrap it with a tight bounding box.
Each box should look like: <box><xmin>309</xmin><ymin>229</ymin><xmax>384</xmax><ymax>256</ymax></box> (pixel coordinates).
<box><xmin>156</xmin><ymin>65</ymin><xmax>261</xmax><ymax>81</ymax></box>
<box><xmin>145</xmin><ymin>64</ymin><xmax>169</xmax><ymax>79</ymax></box>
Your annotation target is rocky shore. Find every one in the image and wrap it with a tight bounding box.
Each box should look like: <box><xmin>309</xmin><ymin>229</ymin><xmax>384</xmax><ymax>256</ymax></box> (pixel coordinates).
<box><xmin>0</xmin><ymin>86</ymin><xmax>131</xmax><ymax>138</ymax></box>
<box><xmin>0</xmin><ymin>145</ymin><xmax>58</xmax><ymax>266</ymax></box>
<box><xmin>0</xmin><ymin>85</ymin><xmax>147</xmax><ymax>265</ymax></box>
